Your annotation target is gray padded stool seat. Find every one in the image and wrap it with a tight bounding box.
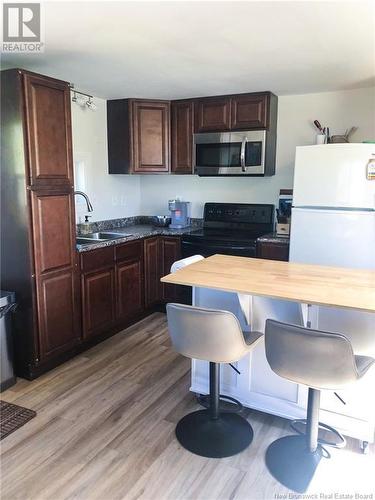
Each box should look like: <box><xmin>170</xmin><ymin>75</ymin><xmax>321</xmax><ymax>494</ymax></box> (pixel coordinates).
<box><xmin>264</xmin><ymin>319</ymin><xmax>375</xmax><ymax>493</ymax></box>
<box><xmin>166</xmin><ymin>303</ymin><xmax>263</xmax><ymax>458</ymax></box>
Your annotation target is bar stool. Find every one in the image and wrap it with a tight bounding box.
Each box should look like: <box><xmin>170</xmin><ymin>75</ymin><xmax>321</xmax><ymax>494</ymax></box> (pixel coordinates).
<box><xmin>264</xmin><ymin>319</ymin><xmax>375</xmax><ymax>493</ymax></box>
<box><xmin>166</xmin><ymin>303</ymin><xmax>263</xmax><ymax>458</ymax></box>
<box><xmin>171</xmin><ymin>255</ymin><xmax>245</xmax><ymax>413</ymax></box>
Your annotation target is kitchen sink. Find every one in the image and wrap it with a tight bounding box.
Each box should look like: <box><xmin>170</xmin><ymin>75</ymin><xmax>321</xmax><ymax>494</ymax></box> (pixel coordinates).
<box><xmin>76</xmin><ymin>237</ymin><xmax>100</xmax><ymax>246</ymax></box>
<box><xmin>79</xmin><ymin>232</ymin><xmax>131</xmax><ymax>240</ymax></box>
<box><xmin>76</xmin><ymin>232</ymin><xmax>132</xmax><ymax>246</ymax></box>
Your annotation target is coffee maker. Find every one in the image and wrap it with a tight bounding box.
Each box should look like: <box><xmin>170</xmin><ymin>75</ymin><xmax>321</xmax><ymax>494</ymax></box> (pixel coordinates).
<box><xmin>168</xmin><ymin>200</ymin><xmax>191</xmax><ymax>229</ymax></box>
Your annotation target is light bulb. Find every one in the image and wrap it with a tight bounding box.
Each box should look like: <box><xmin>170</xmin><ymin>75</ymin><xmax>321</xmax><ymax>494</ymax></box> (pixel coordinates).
<box><xmin>86</xmin><ymin>98</ymin><xmax>97</xmax><ymax>111</ymax></box>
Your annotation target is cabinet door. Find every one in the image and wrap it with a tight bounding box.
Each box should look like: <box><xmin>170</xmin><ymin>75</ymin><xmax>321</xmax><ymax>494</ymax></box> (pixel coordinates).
<box><xmin>30</xmin><ymin>188</ymin><xmax>81</xmax><ymax>361</ymax></box>
<box><xmin>160</xmin><ymin>237</ymin><xmax>181</xmax><ymax>302</ymax></box>
<box><xmin>257</xmin><ymin>242</ymin><xmax>289</xmax><ymax>261</ymax></box>
<box><xmin>230</xmin><ymin>94</ymin><xmax>268</xmax><ymax>130</ymax></box>
<box><xmin>82</xmin><ymin>267</ymin><xmax>115</xmax><ymax>338</ymax></box>
<box><xmin>31</xmin><ymin>190</ymin><xmax>75</xmax><ymax>274</ymax></box>
<box><xmin>23</xmin><ymin>73</ymin><xmax>73</xmax><ymax>188</ymax></box>
<box><xmin>132</xmin><ymin>100</ymin><xmax>170</xmax><ymax>173</ymax></box>
<box><xmin>171</xmin><ymin>100</ymin><xmax>194</xmax><ymax>174</ymax></box>
<box><xmin>194</xmin><ymin>97</ymin><xmax>231</xmax><ymax>132</ymax></box>
<box><xmin>37</xmin><ymin>268</ymin><xmax>80</xmax><ymax>360</ymax></box>
<box><xmin>116</xmin><ymin>259</ymin><xmax>144</xmax><ymax>321</ymax></box>
<box><xmin>144</xmin><ymin>237</ymin><xmax>162</xmax><ymax>307</ymax></box>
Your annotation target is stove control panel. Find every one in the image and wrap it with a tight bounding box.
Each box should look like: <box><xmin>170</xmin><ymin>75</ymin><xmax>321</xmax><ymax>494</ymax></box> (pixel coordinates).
<box><xmin>204</xmin><ymin>203</ymin><xmax>274</xmax><ymax>224</ymax></box>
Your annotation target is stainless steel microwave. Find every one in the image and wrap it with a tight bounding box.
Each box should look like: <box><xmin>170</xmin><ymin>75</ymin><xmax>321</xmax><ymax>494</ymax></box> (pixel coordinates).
<box><xmin>193</xmin><ymin>130</ymin><xmax>275</xmax><ymax>176</ymax></box>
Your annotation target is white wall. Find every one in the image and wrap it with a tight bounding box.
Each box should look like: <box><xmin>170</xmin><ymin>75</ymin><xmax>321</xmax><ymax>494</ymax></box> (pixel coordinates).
<box><xmin>71</xmin><ymin>87</ymin><xmax>375</xmax><ymax>221</ymax></box>
<box><xmin>71</xmin><ymin>97</ymin><xmax>141</xmax><ymax>222</ymax></box>
<box><xmin>140</xmin><ymin>86</ymin><xmax>375</xmax><ymax>218</ymax></box>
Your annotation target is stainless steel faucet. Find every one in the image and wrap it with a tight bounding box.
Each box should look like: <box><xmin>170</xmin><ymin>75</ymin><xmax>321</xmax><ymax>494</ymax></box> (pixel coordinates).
<box><xmin>74</xmin><ymin>191</ymin><xmax>94</xmax><ymax>212</ymax></box>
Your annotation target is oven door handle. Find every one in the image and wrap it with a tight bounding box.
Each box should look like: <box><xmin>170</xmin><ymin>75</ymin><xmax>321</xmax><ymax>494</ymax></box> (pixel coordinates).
<box><xmin>240</xmin><ymin>137</ymin><xmax>247</xmax><ymax>172</ymax></box>
<box><xmin>182</xmin><ymin>240</ymin><xmax>254</xmax><ymax>252</ymax></box>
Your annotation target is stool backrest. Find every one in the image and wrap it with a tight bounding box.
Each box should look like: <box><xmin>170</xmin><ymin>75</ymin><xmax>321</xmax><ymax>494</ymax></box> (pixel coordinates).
<box><xmin>166</xmin><ymin>303</ymin><xmax>249</xmax><ymax>363</ymax></box>
<box><xmin>265</xmin><ymin>319</ymin><xmax>359</xmax><ymax>390</ymax></box>
<box><xmin>170</xmin><ymin>255</ymin><xmax>204</xmax><ymax>273</ymax></box>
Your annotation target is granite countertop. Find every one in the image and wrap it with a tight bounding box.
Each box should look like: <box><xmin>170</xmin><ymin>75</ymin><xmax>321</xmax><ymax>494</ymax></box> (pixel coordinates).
<box><xmin>256</xmin><ymin>232</ymin><xmax>290</xmax><ymax>244</ymax></box>
<box><xmin>76</xmin><ymin>224</ymin><xmax>198</xmax><ymax>253</ymax></box>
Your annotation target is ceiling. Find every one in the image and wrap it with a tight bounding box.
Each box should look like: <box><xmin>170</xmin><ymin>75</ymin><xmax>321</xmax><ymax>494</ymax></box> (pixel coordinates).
<box><xmin>2</xmin><ymin>1</ymin><xmax>375</xmax><ymax>99</ymax></box>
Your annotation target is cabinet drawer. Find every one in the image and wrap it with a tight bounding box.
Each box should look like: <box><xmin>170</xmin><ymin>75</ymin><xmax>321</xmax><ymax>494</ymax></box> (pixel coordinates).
<box><xmin>80</xmin><ymin>246</ymin><xmax>115</xmax><ymax>272</ymax></box>
<box><xmin>115</xmin><ymin>240</ymin><xmax>143</xmax><ymax>262</ymax></box>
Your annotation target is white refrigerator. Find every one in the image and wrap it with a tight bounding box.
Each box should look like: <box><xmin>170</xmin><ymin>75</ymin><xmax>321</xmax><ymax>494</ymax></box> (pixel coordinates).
<box><xmin>289</xmin><ymin>144</ymin><xmax>375</xmax><ymax>356</ymax></box>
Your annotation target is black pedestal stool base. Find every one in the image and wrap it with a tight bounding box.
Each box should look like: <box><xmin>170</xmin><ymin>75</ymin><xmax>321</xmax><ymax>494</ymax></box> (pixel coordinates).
<box><xmin>176</xmin><ymin>409</ymin><xmax>254</xmax><ymax>458</ymax></box>
<box><xmin>197</xmin><ymin>393</ymin><xmax>243</xmax><ymax>413</ymax></box>
<box><xmin>265</xmin><ymin>435</ymin><xmax>325</xmax><ymax>493</ymax></box>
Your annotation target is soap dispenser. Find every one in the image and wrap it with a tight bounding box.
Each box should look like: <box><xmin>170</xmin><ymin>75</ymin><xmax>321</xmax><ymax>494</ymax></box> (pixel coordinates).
<box><xmin>81</xmin><ymin>215</ymin><xmax>91</xmax><ymax>235</ymax></box>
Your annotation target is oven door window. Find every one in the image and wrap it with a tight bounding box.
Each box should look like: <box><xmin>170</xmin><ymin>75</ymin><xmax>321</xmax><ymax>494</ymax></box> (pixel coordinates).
<box><xmin>196</xmin><ymin>143</ymin><xmax>241</xmax><ymax>168</ymax></box>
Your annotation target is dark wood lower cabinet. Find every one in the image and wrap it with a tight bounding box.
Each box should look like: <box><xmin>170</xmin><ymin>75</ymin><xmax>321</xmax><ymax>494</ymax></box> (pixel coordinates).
<box><xmin>21</xmin><ymin>234</ymin><xmax>186</xmax><ymax>377</ymax></box>
<box><xmin>116</xmin><ymin>259</ymin><xmax>144</xmax><ymax>321</ymax></box>
<box><xmin>82</xmin><ymin>267</ymin><xmax>116</xmax><ymax>338</ymax></box>
<box><xmin>257</xmin><ymin>241</ymin><xmax>290</xmax><ymax>261</ymax></box>
<box><xmin>144</xmin><ymin>237</ymin><xmax>162</xmax><ymax>308</ymax></box>
<box><xmin>160</xmin><ymin>236</ymin><xmax>181</xmax><ymax>302</ymax></box>
<box><xmin>37</xmin><ymin>268</ymin><xmax>80</xmax><ymax>360</ymax></box>
<box><xmin>81</xmin><ymin>240</ymin><xmax>145</xmax><ymax>339</ymax></box>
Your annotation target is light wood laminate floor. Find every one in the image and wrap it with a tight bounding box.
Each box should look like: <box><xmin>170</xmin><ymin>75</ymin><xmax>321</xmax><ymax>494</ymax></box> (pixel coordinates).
<box><xmin>1</xmin><ymin>313</ymin><xmax>374</xmax><ymax>500</ymax></box>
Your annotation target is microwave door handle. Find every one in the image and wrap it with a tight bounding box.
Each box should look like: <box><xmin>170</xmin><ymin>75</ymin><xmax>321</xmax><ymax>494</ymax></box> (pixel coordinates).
<box><xmin>240</xmin><ymin>137</ymin><xmax>247</xmax><ymax>172</ymax></box>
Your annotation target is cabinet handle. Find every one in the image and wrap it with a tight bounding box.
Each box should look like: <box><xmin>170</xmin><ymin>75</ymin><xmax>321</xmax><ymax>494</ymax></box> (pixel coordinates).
<box><xmin>240</xmin><ymin>137</ymin><xmax>247</xmax><ymax>172</ymax></box>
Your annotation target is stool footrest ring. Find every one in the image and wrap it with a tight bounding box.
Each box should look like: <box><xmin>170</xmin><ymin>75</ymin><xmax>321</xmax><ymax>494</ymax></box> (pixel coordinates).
<box><xmin>196</xmin><ymin>393</ymin><xmax>243</xmax><ymax>413</ymax></box>
<box><xmin>290</xmin><ymin>419</ymin><xmax>346</xmax><ymax>449</ymax></box>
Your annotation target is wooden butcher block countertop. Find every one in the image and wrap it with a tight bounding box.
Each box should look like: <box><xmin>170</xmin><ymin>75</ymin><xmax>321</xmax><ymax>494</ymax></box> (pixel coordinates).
<box><xmin>161</xmin><ymin>254</ymin><xmax>375</xmax><ymax>313</ymax></box>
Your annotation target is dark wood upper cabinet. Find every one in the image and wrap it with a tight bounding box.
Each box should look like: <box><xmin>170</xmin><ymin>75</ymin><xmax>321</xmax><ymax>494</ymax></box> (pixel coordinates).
<box><xmin>230</xmin><ymin>93</ymin><xmax>268</xmax><ymax>130</ymax></box>
<box><xmin>194</xmin><ymin>97</ymin><xmax>231</xmax><ymax>133</ymax></box>
<box><xmin>132</xmin><ymin>100</ymin><xmax>170</xmax><ymax>173</ymax></box>
<box><xmin>107</xmin><ymin>99</ymin><xmax>170</xmax><ymax>174</ymax></box>
<box><xmin>194</xmin><ymin>92</ymin><xmax>275</xmax><ymax>133</ymax></box>
<box><xmin>171</xmin><ymin>100</ymin><xmax>194</xmax><ymax>174</ymax></box>
<box><xmin>109</xmin><ymin>92</ymin><xmax>277</xmax><ymax>175</ymax></box>
<box><xmin>23</xmin><ymin>73</ymin><xmax>73</xmax><ymax>187</ymax></box>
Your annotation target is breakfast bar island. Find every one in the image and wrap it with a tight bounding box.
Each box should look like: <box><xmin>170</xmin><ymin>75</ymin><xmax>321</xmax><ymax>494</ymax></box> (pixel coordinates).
<box><xmin>161</xmin><ymin>254</ymin><xmax>375</xmax><ymax>450</ymax></box>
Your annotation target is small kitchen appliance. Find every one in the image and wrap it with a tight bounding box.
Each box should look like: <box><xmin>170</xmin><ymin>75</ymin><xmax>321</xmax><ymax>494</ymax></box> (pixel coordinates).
<box><xmin>276</xmin><ymin>189</ymin><xmax>293</xmax><ymax>236</ymax></box>
<box><xmin>193</xmin><ymin>130</ymin><xmax>276</xmax><ymax>177</ymax></box>
<box><xmin>168</xmin><ymin>200</ymin><xmax>191</xmax><ymax>229</ymax></box>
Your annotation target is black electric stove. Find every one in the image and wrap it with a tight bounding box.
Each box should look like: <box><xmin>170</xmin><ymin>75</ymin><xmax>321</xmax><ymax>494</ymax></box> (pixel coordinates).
<box><xmin>182</xmin><ymin>203</ymin><xmax>274</xmax><ymax>258</ymax></box>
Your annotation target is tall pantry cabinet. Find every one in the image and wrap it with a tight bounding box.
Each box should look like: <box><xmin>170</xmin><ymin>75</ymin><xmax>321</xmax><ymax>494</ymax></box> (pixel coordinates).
<box><xmin>1</xmin><ymin>69</ymin><xmax>81</xmax><ymax>379</ymax></box>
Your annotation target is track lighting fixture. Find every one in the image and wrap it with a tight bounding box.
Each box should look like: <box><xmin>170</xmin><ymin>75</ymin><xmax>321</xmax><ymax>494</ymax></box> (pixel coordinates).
<box><xmin>70</xmin><ymin>84</ymin><xmax>96</xmax><ymax>111</ymax></box>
